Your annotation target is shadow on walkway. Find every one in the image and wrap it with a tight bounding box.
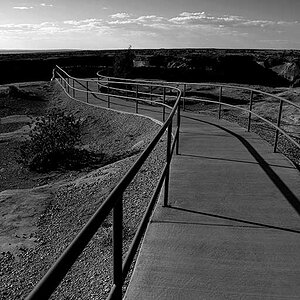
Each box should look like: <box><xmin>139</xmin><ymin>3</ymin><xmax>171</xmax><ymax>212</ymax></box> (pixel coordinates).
<box><xmin>164</xmin><ymin>206</ymin><xmax>300</xmax><ymax>234</ymax></box>
<box><xmin>183</xmin><ymin>115</ymin><xmax>300</xmax><ymax>216</ymax></box>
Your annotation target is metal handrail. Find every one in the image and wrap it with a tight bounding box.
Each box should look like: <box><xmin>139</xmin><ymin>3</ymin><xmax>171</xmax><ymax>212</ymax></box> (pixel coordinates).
<box><xmin>26</xmin><ymin>66</ymin><xmax>299</xmax><ymax>300</ymax></box>
<box><xmin>96</xmin><ymin>80</ymin><xmax>165</xmax><ymax>101</ymax></box>
<box><xmin>96</xmin><ymin>72</ymin><xmax>300</xmax><ymax>111</ymax></box>
<box><xmin>97</xmin><ymin>72</ymin><xmax>300</xmax><ymax>153</ymax></box>
<box><xmin>25</xmin><ymin>67</ymin><xmax>181</xmax><ymax>300</ymax></box>
<box><xmin>56</xmin><ymin>65</ymin><xmax>177</xmax><ymax>115</ymax></box>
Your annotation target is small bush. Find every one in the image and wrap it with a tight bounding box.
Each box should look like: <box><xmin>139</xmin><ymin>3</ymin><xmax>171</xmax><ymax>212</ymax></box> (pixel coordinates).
<box><xmin>18</xmin><ymin>109</ymin><xmax>84</xmax><ymax>172</ymax></box>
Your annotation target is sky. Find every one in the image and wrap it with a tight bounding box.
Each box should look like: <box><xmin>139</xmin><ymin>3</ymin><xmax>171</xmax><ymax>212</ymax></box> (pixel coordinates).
<box><xmin>0</xmin><ymin>0</ymin><xmax>299</xmax><ymax>50</ymax></box>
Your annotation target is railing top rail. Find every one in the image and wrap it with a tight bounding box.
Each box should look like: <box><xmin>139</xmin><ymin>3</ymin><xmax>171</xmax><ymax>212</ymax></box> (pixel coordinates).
<box><xmin>57</xmin><ymin>65</ymin><xmax>177</xmax><ymax>90</ymax></box>
<box><xmin>183</xmin><ymin>96</ymin><xmax>300</xmax><ymax>150</ymax></box>
<box><xmin>96</xmin><ymin>71</ymin><xmax>300</xmax><ymax>111</ymax></box>
<box><xmin>57</xmin><ymin>67</ymin><xmax>300</xmax><ymax>151</ymax></box>
<box><xmin>97</xmin><ymin>70</ymin><xmax>299</xmax><ymax>151</ymax></box>
<box><xmin>55</xmin><ymin>72</ymin><xmax>175</xmax><ymax>111</ymax></box>
<box><xmin>26</xmin><ymin>67</ymin><xmax>182</xmax><ymax>300</ymax></box>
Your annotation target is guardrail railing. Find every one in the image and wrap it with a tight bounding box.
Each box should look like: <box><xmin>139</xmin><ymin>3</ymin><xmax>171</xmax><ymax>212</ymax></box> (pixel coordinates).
<box><xmin>97</xmin><ymin>72</ymin><xmax>300</xmax><ymax>154</ymax></box>
<box><xmin>179</xmin><ymin>83</ymin><xmax>300</xmax><ymax>153</ymax></box>
<box><xmin>26</xmin><ymin>67</ymin><xmax>299</xmax><ymax>299</ymax></box>
<box><xmin>26</xmin><ymin>66</ymin><xmax>181</xmax><ymax>300</ymax></box>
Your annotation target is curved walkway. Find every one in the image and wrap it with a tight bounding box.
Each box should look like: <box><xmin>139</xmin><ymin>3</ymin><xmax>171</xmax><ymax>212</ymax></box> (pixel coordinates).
<box><xmin>125</xmin><ymin>110</ymin><xmax>300</xmax><ymax>299</ymax></box>
<box><xmin>65</xmin><ymin>79</ymin><xmax>300</xmax><ymax>299</ymax></box>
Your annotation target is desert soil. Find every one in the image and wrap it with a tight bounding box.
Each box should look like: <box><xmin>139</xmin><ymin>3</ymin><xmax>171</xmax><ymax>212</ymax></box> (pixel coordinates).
<box><xmin>0</xmin><ymin>81</ymin><xmax>166</xmax><ymax>299</ymax></box>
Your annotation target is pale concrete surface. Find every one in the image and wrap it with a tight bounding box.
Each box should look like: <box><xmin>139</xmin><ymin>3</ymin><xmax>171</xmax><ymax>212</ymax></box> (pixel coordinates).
<box><xmin>124</xmin><ymin>113</ymin><xmax>300</xmax><ymax>299</ymax></box>
<box><xmin>64</xmin><ymin>79</ymin><xmax>300</xmax><ymax>299</ymax></box>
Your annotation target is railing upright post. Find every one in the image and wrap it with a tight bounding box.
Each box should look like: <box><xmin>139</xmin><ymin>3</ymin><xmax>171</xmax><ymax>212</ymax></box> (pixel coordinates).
<box><xmin>113</xmin><ymin>194</ymin><xmax>123</xmax><ymax>299</ymax></box>
<box><xmin>162</xmin><ymin>87</ymin><xmax>166</xmax><ymax>122</ymax></box>
<box><xmin>135</xmin><ymin>98</ymin><xmax>139</xmax><ymax>114</ymax></box>
<box><xmin>164</xmin><ymin>120</ymin><xmax>172</xmax><ymax>207</ymax></box>
<box><xmin>67</xmin><ymin>77</ymin><xmax>70</xmax><ymax>94</ymax></box>
<box><xmin>72</xmin><ymin>79</ymin><xmax>75</xmax><ymax>98</ymax></box>
<box><xmin>107</xmin><ymin>79</ymin><xmax>110</xmax><ymax>108</ymax></box>
<box><xmin>183</xmin><ymin>84</ymin><xmax>186</xmax><ymax>111</ymax></box>
<box><xmin>247</xmin><ymin>90</ymin><xmax>254</xmax><ymax>132</ymax></box>
<box><xmin>274</xmin><ymin>99</ymin><xmax>283</xmax><ymax>153</ymax></box>
<box><xmin>136</xmin><ymin>85</ymin><xmax>139</xmax><ymax>99</ymax></box>
<box><xmin>218</xmin><ymin>86</ymin><xmax>222</xmax><ymax>119</ymax></box>
<box><xmin>86</xmin><ymin>81</ymin><xmax>89</xmax><ymax>103</ymax></box>
<box><xmin>176</xmin><ymin>99</ymin><xmax>180</xmax><ymax>155</ymax></box>
<box><xmin>97</xmin><ymin>77</ymin><xmax>100</xmax><ymax>92</ymax></box>
<box><xmin>150</xmin><ymin>85</ymin><xmax>153</xmax><ymax>101</ymax></box>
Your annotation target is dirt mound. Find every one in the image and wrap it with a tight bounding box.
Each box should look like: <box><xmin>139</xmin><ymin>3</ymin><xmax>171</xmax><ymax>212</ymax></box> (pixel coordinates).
<box><xmin>0</xmin><ymin>80</ymin><xmax>162</xmax><ymax>258</ymax></box>
<box><xmin>272</xmin><ymin>62</ymin><xmax>300</xmax><ymax>84</ymax></box>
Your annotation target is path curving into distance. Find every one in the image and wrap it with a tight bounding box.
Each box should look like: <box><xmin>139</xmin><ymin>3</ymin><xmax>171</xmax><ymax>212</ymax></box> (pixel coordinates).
<box><xmin>59</xmin><ymin>75</ymin><xmax>300</xmax><ymax>299</ymax></box>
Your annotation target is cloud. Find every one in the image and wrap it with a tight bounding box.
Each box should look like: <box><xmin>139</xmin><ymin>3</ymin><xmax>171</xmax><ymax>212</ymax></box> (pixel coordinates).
<box><xmin>13</xmin><ymin>3</ymin><xmax>54</xmax><ymax>10</ymax></box>
<box><xmin>64</xmin><ymin>19</ymin><xmax>99</xmax><ymax>26</ymax></box>
<box><xmin>1</xmin><ymin>11</ymin><xmax>299</xmax><ymax>49</ymax></box>
<box><xmin>168</xmin><ymin>11</ymin><xmax>298</xmax><ymax>30</ymax></box>
<box><xmin>13</xmin><ymin>6</ymin><xmax>34</xmax><ymax>10</ymax></box>
<box><xmin>40</xmin><ymin>3</ymin><xmax>54</xmax><ymax>7</ymax></box>
<box><xmin>135</xmin><ymin>15</ymin><xmax>166</xmax><ymax>23</ymax></box>
<box><xmin>4</xmin><ymin>11</ymin><xmax>299</xmax><ymax>34</ymax></box>
<box><xmin>107</xmin><ymin>15</ymin><xmax>168</xmax><ymax>27</ymax></box>
<box><xmin>110</xmin><ymin>13</ymin><xmax>131</xmax><ymax>19</ymax></box>
<box><xmin>0</xmin><ymin>22</ymin><xmax>59</xmax><ymax>32</ymax></box>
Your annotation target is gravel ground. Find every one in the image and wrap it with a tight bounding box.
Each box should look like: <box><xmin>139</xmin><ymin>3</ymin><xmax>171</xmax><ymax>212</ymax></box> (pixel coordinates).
<box><xmin>0</xmin><ymin>81</ymin><xmax>166</xmax><ymax>299</ymax></box>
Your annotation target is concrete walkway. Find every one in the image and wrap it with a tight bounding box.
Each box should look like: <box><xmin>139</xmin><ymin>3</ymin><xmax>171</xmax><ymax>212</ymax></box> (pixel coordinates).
<box><xmin>124</xmin><ymin>112</ymin><xmax>300</xmax><ymax>299</ymax></box>
<box><xmin>64</xmin><ymin>79</ymin><xmax>300</xmax><ymax>299</ymax></box>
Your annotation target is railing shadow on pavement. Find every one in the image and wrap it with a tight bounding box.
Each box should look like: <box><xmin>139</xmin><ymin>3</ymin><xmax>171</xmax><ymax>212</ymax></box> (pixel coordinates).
<box><xmin>165</xmin><ymin>206</ymin><xmax>300</xmax><ymax>234</ymax></box>
<box><xmin>183</xmin><ymin>116</ymin><xmax>300</xmax><ymax>216</ymax></box>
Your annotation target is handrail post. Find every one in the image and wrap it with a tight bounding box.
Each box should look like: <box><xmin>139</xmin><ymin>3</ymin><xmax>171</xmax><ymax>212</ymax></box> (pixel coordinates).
<box><xmin>164</xmin><ymin>120</ymin><xmax>172</xmax><ymax>207</ymax></box>
<box><xmin>274</xmin><ymin>100</ymin><xmax>283</xmax><ymax>153</ymax></box>
<box><xmin>183</xmin><ymin>84</ymin><xmax>186</xmax><ymax>111</ymax></box>
<box><xmin>97</xmin><ymin>77</ymin><xmax>100</xmax><ymax>92</ymax></box>
<box><xmin>86</xmin><ymin>81</ymin><xmax>89</xmax><ymax>103</ymax></box>
<box><xmin>247</xmin><ymin>90</ymin><xmax>254</xmax><ymax>132</ymax></box>
<box><xmin>72</xmin><ymin>78</ymin><xmax>75</xmax><ymax>98</ymax></box>
<box><xmin>51</xmin><ymin>68</ymin><xmax>56</xmax><ymax>81</ymax></box>
<box><xmin>218</xmin><ymin>86</ymin><xmax>222</xmax><ymax>119</ymax></box>
<box><xmin>150</xmin><ymin>85</ymin><xmax>153</xmax><ymax>101</ymax></box>
<box><xmin>113</xmin><ymin>194</ymin><xmax>123</xmax><ymax>299</ymax></box>
<box><xmin>135</xmin><ymin>100</ymin><xmax>139</xmax><ymax>114</ymax></box>
<box><xmin>136</xmin><ymin>84</ymin><xmax>139</xmax><ymax>99</ymax></box>
<box><xmin>176</xmin><ymin>100</ymin><xmax>180</xmax><ymax>155</ymax></box>
<box><xmin>162</xmin><ymin>87</ymin><xmax>166</xmax><ymax>122</ymax></box>
<box><xmin>107</xmin><ymin>78</ymin><xmax>110</xmax><ymax>108</ymax></box>
<box><xmin>67</xmin><ymin>77</ymin><xmax>70</xmax><ymax>94</ymax></box>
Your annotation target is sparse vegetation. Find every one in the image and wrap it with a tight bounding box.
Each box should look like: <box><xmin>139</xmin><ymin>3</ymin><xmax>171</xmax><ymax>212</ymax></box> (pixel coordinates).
<box><xmin>18</xmin><ymin>109</ymin><xmax>91</xmax><ymax>172</ymax></box>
